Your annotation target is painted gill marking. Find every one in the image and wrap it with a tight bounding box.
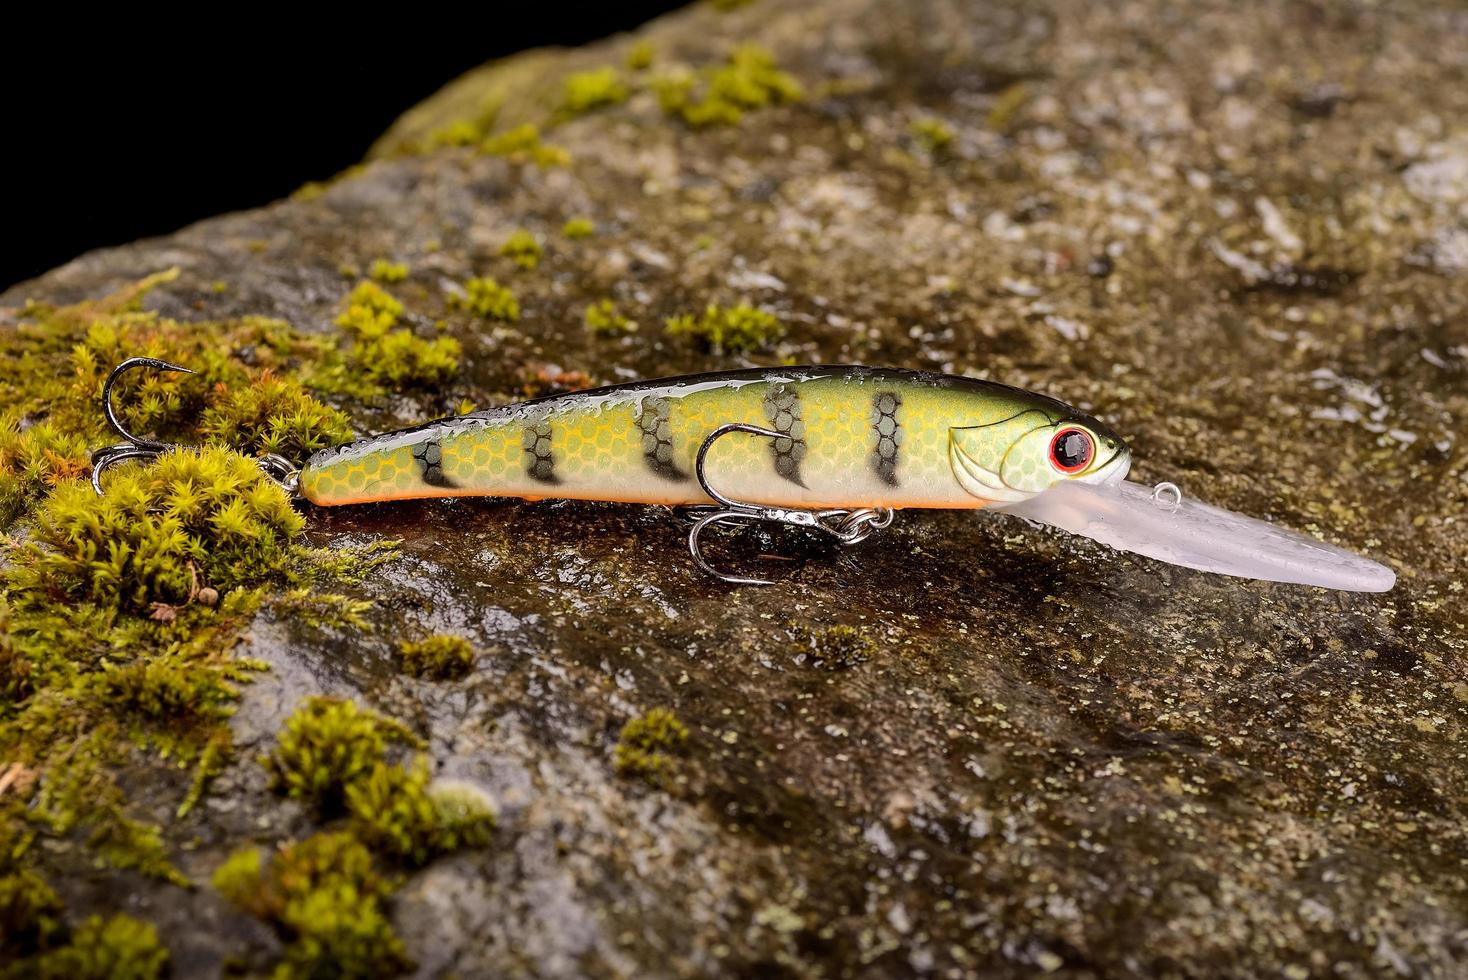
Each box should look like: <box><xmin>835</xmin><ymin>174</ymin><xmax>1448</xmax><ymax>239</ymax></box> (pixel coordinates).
<box><xmin>635</xmin><ymin>395</ymin><xmax>689</xmax><ymax>482</ymax></box>
<box><xmin>522</xmin><ymin>418</ymin><xmax>559</xmax><ymax>484</ymax></box>
<box><xmin>763</xmin><ymin>383</ymin><xmax>807</xmax><ymax>486</ymax></box>
<box><xmin>871</xmin><ymin>391</ymin><xmax>902</xmax><ymax>487</ymax></box>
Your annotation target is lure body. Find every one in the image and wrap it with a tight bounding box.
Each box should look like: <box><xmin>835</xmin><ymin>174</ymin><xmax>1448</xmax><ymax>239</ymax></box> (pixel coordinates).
<box><xmin>299</xmin><ymin>367</ymin><xmax>1132</xmax><ymax>510</ymax></box>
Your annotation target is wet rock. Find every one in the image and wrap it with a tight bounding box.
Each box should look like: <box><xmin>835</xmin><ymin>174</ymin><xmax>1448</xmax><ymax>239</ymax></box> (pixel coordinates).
<box><xmin>4</xmin><ymin>0</ymin><xmax>1467</xmax><ymax>976</ymax></box>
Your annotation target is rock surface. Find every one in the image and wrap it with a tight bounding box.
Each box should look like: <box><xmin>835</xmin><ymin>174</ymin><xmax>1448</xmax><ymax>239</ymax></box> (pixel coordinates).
<box><xmin>4</xmin><ymin>0</ymin><xmax>1467</xmax><ymax>976</ymax></box>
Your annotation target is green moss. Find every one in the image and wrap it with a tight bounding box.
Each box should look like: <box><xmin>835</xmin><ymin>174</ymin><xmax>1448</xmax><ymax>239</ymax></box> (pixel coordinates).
<box><xmin>31</xmin><ymin>914</ymin><xmax>169</xmax><ymax>980</ymax></box>
<box><xmin>911</xmin><ymin>116</ymin><xmax>955</xmax><ymax>153</ymax></box>
<box><xmin>613</xmin><ymin>707</ymin><xmax>689</xmax><ymax>787</ymax></box>
<box><xmin>625</xmin><ymin>40</ymin><xmax>655</xmax><ymax>71</ymax></box>
<box><xmin>368</xmin><ymin>259</ymin><xmax>408</xmax><ymax>284</ymax></box>
<box><xmin>426</xmin><ymin>779</ymin><xmax>497</xmax><ymax>852</ymax></box>
<box><xmin>656</xmin><ymin>45</ymin><xmax>802</xmax><ymax>127</ymax></box>
<box><xmin>199</xmin><ymin>372</ymin><xmax>354</xmax><ymax>463</ymax></box>
<box><xmin>499</xmin><ymin>229</ymin><xmax>543</xmax><ymax>270</ymax></box>
<box><xmin>335</xmin><ymin>281</ymin><xmax>460</xmax><ymax>388</ymax></box>
<box><xmin>212</xmin><ymin>832</ymin><xmax>407</xmax><ymax>979</ymax></box>
<box><xmin>664</xmin><ymin>302</ymin><xmax>785</xmax><ymax>353</ymax></box>
<box><xmin>346</xmin><ymin>760</ymin><xmax>499</xmax><ymax>868</ymax></box>
<box><xmin>426</xmin><ymin>120</ymin><xmax>483</xmax><ymax>148</ymax></box>
<box><xmin>396</xmin><ymin>634</ymin><xmax>476</xmax><ymax>680</ymax></box>
<box><xmin>561</xmin><ymin>216</ymin><xmax>596</xmax><ymax>239</ymax></box>
<box><xmin>987</xmin><ymin>81</ymin><xmax>1028</xmax><ymax>132</ymax></box>
<box><xmin>264</xmin><ymin>697</ymin><xmax>418</xmax><ymax>816</ymax></box>
<box><xmin>558</xmin><ymin>66</ymin><xmax>629</xmax><ymax>117</ymax></box>
<box><xmin>479</xmin><ymin>123</ymin><xmax>571</xmax><ymax>168</ymax></box>
<box><xmin>0</xmin><ymin>869</ymin><xmax>64</xmax><ymax>955</ymax></box>
<box><xmin>791</xmin><ymin>624</ymin><xmax>876</xmax><ymax>670</ymax></box>
<box><xmin>448</xmin><ymin>277</ymin><xmax>520</xmax><ymax>321</ymax></box>
<box><xmin>584</xmin><ymin>299</ymin><xmax>638</xmax><ymax>336</ymax></box>
<box><xmin>14</xmin><ymin>447</ymin><xmax>303</xmax><ymax>613</ymax></box>
<box><xmin>0</xmin><ymin>276</ymin><xmax>412</xmax><ymax>938</ymax></box>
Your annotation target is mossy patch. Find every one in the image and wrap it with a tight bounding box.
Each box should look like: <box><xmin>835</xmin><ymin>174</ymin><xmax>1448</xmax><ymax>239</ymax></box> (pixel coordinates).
<box><xmin>448</xmin><ymin>277</ymin><xmax>520</xmax><ymax>322</ymax></box>
<box><xmin>558</xmin><ymin>67</ymin><xmax>629</xmax><ymax>118</ymax></box>
<box><xmin>584</xmin><ymin>299</ymin><xmax>638</xmax><ymax>336</ymax></box>
<box><xmin>27</xmin><ymin>913</ymin><xmax>169</xmax><ymax>979</ymax></box>
<box><xmin>213</xmin><ymin>832</ymin><xmax>407</xmax><ymax>979</ymax></box>
<box><xmin>219</xmin><ymin>702</ymin><xmax>497</xmax><ymax>975</ymax></box>
<box><xmin>561</xmin><ymin>216</ymin><xmax>596</xmax><ymax>239</ymax></box>
<box><xmin>264</xmin><ymin>697</ymin><xmax>419</xmax><ymax>816</ymax></box>
<box><xmin>368</xmin><ymin>259</ymin><xmax>409</xmax><ymax>284</ymax></box>
<box><xmin>479</xmin><ymin>123</ymin><xmax>571</xmax><ymax>169</ymax></box>
<box><xmin>396</xmin><ymin>634</ymin><xmax>476</xmax><ymax>680</ymax></box>
<box><xmin>613</xmin><ymin>707</ymin><xmax>689</xmax><ymax>787</ymax></box>
<box><xmin>0</xmin><ymin>274</ymin><xmax>411</xmax><ymax>973</ymax></box>
<box><xmin>334</xmin><ymin>281</ymin><xmax>460</xmax><ymax>389</ymax></box>
<box><xmin>625</xmin><ymin>40</ymin><xmax>656</xmax><ymax>72</ymax></box>
<box><xmin>498</xmin><ymin>229</ymin><xmax>543</xmax><ymax>270</ymax></box>
<box><xmin>911</xmin><ymin>116</ymin><xmax>955</xmax><ymax>154</ymax></box>
<box><xmin>665</xmin><ymin>302</ymin><xmax>785</xmax><ymax>353</ymax></box>
<box><xmin>655</xmin><ymin>45</ymin><xmax>802</xmax><ymax>127</ymax></box>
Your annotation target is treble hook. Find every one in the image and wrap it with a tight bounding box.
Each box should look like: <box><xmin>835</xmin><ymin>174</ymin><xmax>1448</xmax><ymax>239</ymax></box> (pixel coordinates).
<box><xmin>90</xmin><ymin>357</ymin><xmax>195</xmax><ymax>494</ymax></box>
<box><xmin>679</xmin><ymin>423</ymin><xmax>895</xmax><ymax>586</ymax></box>
<box><xmin>90</xmin><ymin>356</ymin><xmax>300</xmax><ymax>496</ymax></box>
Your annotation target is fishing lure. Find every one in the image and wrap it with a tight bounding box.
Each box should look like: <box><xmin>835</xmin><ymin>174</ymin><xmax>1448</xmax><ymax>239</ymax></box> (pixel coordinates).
<box><xmin>91</xmin><ymin>357</ymin><xmax>1394</xmax><ymax>591</ymax></box>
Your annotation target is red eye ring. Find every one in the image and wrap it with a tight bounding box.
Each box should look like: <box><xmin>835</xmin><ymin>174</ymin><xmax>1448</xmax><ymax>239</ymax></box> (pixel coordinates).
<box><xmin>1049</xmin><ymin>427</ymin><xmax>1094</xmax><ymax>474</ymax></box>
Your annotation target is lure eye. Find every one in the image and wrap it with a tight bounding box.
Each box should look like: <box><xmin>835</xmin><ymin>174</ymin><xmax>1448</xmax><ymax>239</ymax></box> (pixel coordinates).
<box><xmin>1049</xmin><ymin>427</ymin><xmax>1094</xmax><ymax>474</ymax></box>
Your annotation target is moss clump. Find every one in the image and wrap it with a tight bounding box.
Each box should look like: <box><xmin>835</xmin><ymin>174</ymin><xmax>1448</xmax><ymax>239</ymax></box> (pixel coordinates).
<box><xmin>397</xmin><ymin>634</ymin><xmax>476</xmax><ymax>680</ymax></box>
<box><xmin>498</xmin><ymin>229</ymin><xmax>543</xmax><ymax>270</ymax></box>
<box><xmin>625</xmin><ymin>40</ymin><xmax>655</xmax><ymax>71</ymax></box>
<box><xmin>335</xmin><ymin>281</ymin><xmax>460</xmax><ymax>387</ymax></box>
<box><xmin>0</xmin><ymin>416</ymin><xmax>93</xmax><ymax>530</ymax></box>
<box><xmin>0</xmin><ymin>869</ymin><xmax>64</xmax><ymax>955</ymax></box>
<box><xmin>655</xmin><ymin>45</ymin><xmax>802</xmax><ymax>127</ymax></box>
<box><xmin>14</xmin><ymin>447</ymin><xmax>303</xmax><ymax>614</ymax></box>
<box><xmin>426</xmin><ymin>779</ymin><xmax>498</xmax><ymax>851</ymax></box>
<box><xmin>792</xmin><ymin>624</ymin><xmax>876</xmax><ymax>670</ymax></box>
<box><xmin>426</xmin><ymin>120</ymin><xmax>483</xmax><ymax>149</ymax></box>
<box><xmin>561</xmin><ymin>216</ymin><xmax>596</xmax><ymax>239</ymax></box>
<box><xmin>558</xmin><ymin>66</ymin><xmax>629</xmax><ymax>117</ymax></box>
<box><xmin>479</xmin><ymin>123</ymin><xmax>571</xmax><ymax>168</ymax></box>
<box><xmin>613</xmin><ymin>707</ymin><xmax>689</xmax><ymax>787</ymax></box>
<box><xmin>584</xmin><ymin>299</ymin><xmax>638</xmax><ymax>336</ymax></box>
<box><xmin>264</xmin><ymin>697</ymin><xmax>418</xmax><ymax>816</ymax></box>
<box><xmin>28</xmin><ymin>913</ymin><xmax>170</xmax><ymax>980</ymax></box>
<box><xmin>368</xmin><ymin>259</ymin><xmax>408</xmax><ymax>283</ymax></box>
<box><xmin>911</xmin><ymin>116</ymin><xmax>955</xmax><ymax>153</ymax></box>
<box><xmin>212</xmin><ymin>832</ymin><xmax>407</xmax><ymax>979</ymax></box>
<box><xmin>448</xmin><ymin>277</ymin><xmax>520</xmax><ymax>322</ymax></box>
<box><xmin>345</xmin><ymin>760</ymin><xmax>494</xmax><ymax>867</ymax></box>
<box><xmin>665</xmin><ymin>302</ymin><xmax>785</xmax><ymax>353</ymax></box>
<box><xmin>199</xmin><ymin>372</ymin><xmax>354</xmax><ymax>463</ymax></box>
<box><xmin>986</xmin><ymin>81</ymin><xmax>1028</xmax><ymax>132</ymax></box>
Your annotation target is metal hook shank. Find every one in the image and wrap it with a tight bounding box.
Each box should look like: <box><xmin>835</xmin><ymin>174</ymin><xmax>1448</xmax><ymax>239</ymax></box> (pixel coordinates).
<box><xmin>101</xmin><ymin>356</ymin><xmax>195</xmax><ymax>451</ymax></box>
<box><xmin>682</xmin><ymin>423</ymin><xmax>895</xmax><ymax>586</ymax></box>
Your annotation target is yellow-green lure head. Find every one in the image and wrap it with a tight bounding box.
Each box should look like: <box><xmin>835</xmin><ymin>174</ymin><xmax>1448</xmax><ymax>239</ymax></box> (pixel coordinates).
<box><xmin>948</xmin><ymin>399</ymin><xmax>1131</xmax><ymax>505</ymax></box>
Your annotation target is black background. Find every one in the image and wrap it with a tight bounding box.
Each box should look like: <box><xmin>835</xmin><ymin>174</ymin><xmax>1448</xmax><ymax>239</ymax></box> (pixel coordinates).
<box><xmin>1</xmin><ymin>4</ymin><xmax>690</xmax><ymax>292</ymax></box>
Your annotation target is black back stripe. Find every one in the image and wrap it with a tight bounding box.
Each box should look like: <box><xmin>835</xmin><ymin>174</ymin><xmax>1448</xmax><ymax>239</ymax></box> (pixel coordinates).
<box><xmin>413</xmin><ymin>439</ymin><xmax>458</xmax><ymax>488</ymax></box>
<box><xmin>635</xmin><ymin>396</ymin><xmax>689</xmax><ymax>482</ymax></box>
<box><xmin>522</xmin><ymin>419</ymin><xmax>558</xmax><ymax>484</ymax></box>
<box><xmin>763</xmin><ymin>383</ymin><xmax>807</xmax><ymax>487</ymax></box>
<box><xmin>871</xmin><ymin>391</ymin><xmax>901</xmax><ymax>486</ymax></box>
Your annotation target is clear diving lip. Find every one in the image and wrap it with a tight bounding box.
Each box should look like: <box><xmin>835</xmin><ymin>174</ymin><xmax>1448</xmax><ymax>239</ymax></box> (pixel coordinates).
<box><xmin>995</xmin><ymin>477</ymin><xmax>1395</xmax><ymax>593</ymax></box>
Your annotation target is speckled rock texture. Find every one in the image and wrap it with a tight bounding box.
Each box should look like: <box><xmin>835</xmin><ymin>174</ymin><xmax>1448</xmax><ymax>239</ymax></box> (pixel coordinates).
<box><xmin>4</xmin><ymin>0</ymin><xmax>1466</xmax><ymax>976</ymax></box>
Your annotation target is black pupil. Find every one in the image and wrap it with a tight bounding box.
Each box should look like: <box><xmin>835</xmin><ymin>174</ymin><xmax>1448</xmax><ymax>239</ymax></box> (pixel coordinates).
<box><xmin>1053</xmin><ymin>430</ymin><xmax>1092</xmax><ymax>470</ymax></box>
